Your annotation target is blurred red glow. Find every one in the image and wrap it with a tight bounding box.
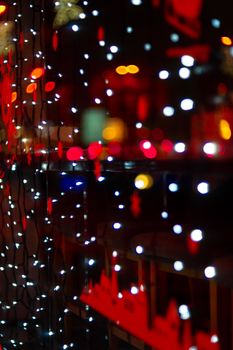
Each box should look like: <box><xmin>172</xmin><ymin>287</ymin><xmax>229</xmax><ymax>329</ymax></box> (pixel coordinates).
<box><xmin>152</xmin><ymin>128</ymin><xmax>164</xmax><ymax>140</ymax></box>
<box><xmin>108</xmin><ymin>141</ymin><xmax>122</xmax><ymax>156</ymax></box>
<box><xmin>136</xmin><ymin>127</ymin><xmax>150</xmax><ymax>139</ymax></box>
<box><xmin>97</xmin><ymin>26</ymin><xmax>105</xmax><ymax>41</ymax></box>
<box><xmin>166</xmin><ymin>44</ymin><xmax>210</xmax><ymax>63</ymax></box>
<box><xmin>217</xmin><ymin>83</ymin><xmax>228</xmax><ymax>95</ymax></box>
<box><xmin>151</xmin><ymin>0</ymin><xmax>160</xmax><ymax>6</ymax></box>
<box><xmin>57</xmin><ymin>141</ymin><xmax>63</xmax><ymax>159</ymax></box>
<box><xmin>165</xmin><ymin>0</ymin><xmax>202</xmax><ymax>38</ymax></box>
<box><xmin>137</xmin><ymin>95</ymin><xmax>149</xmax><ymax>121</ymax></box>
<box><xmin>167</xmin><ymin>0</ymin><xmax>202</xmax><ymax>19</ymax></box>
<box><xmin>47</xmin><ymin>197</ymin><xmax>53</xmax><ymax>215</ymax></box>
<box><xmin>187</xmin><ymin>236</ymin><xmax>199</xmax><ymax>255</ymax></box>
<box><xmin>130</xmin><ymin>191</ymin><xmax>141</xmax><ymax>217</ymax></box>
<box><xmin>52</xmin><ymin>31</ymin><xmax>58</xmax><ymax>51</ymax></box>
<box><xmin>34</xmin><ymin>143</ymin><xmax>46</xmax><ymax>157</ymax></box>
<box><xmin>161</xmin><ymin>139</ymin><xmax>173</xmax><ymax>153</ymax></box>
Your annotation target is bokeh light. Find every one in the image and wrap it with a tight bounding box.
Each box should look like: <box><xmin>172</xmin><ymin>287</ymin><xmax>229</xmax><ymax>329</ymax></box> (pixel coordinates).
<box><xmin>173</xmin><ymin>224</ymin><xmax>182</xmax><ymax>234</ymax></box>
<box><xmin>26</xmin><ymin>83</ymin><xmax>37</xmax><ymax>94</ymax></box>
<box><xmin>134</xmin><ymin>174</ymin><xmax>153</xmax><ymax>190</ymax></box>
<box><xmin>127</xmin><ymin>64</ymin><xmax>139</xmax><ymax>74</ymax></box>
<box><xmin>179</xmin><ymin>67</ymin><xmax>191</xmax><ymax>79</ymax></box>
<box><xmin>66</xmin><ymin>147</ymin><xmax>83</xmax><ymax>161</ymax></box>
<box><xmin>219</xmin><ymin>119</ymin><xmax>231</xmax><ymax>140</ymax></box>
<box><xmin>190</xmin><ymin>229</ymin><xmax>203</xmax><ymax>242</ymax></box>
<box><xmin>197</xmin><ymin>182</ymin><xmax>209</xmax><ymax>194</ymax></box>
<box><xmin>174</xmin><ymin>142</ymin><xmax>186</xmax><ymax>153</ymax></box>
<box><xmin>204</xmin><ymin>266</ymin><xmax>216</xmax><ymax>278</ymax></box>
<box><xmin>179</xmin><ymin>304</ymin><xmax>191</xmax><ymax>320</ymax></box>
<box><xmin>116</xmin><ymin>65</ymin><xmax>128</xmax><ymax>75</ymax></box>
<box><xmin>180</xmin><ymin>98</ymin><xmax>194</xmax><ymax>111</ymax></box>
<box><xmin>45</xmin><ymin>81</ymin><xmax>55</xmax><ymax>92</ymax></box>
<box><xmin>221</xmin><ymin>36</ymin><xmax>232</xmax><ymax>46</ymax></box>
<box><xmin>173</xmin><ymin>261</ymin><xmax>184</xmax><ymax>271</ymax></box>
<box><xmin>135</xmin><ymin>245</ymin><xmax>144</xmax><ymax>254</ymax></box>
<box><xmin>181</xmin><ymin>55</ymin><xmax>195</xmax><ymax>67</ymax></box>
<box><xmin>30</xmin><ymin>67</ymin><xmax>44</xmax><ymax>79</ymax></box>
<box><xmin>163</xmin><ymin>106</ymin><xmax>175</xmax><ymax>117</ymax></box>
<box><xmin>169</xmin><ymin>183</ymin><xmax>179</xmax><ymax>192</ymax></box>
<box><xmin>203</xmin><ymin>142</ymin><xmax>218</xmax><ymax>155</ymax></box>
<box><xmin>158</xmin><ymin>70</ymin><xmax>169</xmax><ymax>79</ymax></box>
<box><xmin>102</xmin><ymin>118</ymin><xmax>125</xmax><ymax>142</ymax></box>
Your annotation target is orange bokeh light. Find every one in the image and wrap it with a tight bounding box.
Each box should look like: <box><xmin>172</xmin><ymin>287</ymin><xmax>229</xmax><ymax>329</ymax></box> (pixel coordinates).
<box><xmin>0</xmin><ymin>5</ymin><xmax>6</xmax><ymax>15</ymax></box>
<box><xmin>127</xmin><ymin>65</ymin><xmax>139</xmax><ymax>74</ymax></box>
<box><xmin>30</xmin><ymin>67</ymin><xmax>44</xmax><ymax>79</ymax></box>
<box><xmin>102</xmin><ymin>118</ymin><xmax>125</xmax><ymax>142</ymax></box>
<box><xmin>116</xmin><ymin>65</ymin><xmax>128</xmax><ymax>75</ymax></box>
<box><xmin>221</xmin><ymin>36</ymin><xmax>232</xmax><ymax>46</ymax></box>
<box><xmin>11</xmin><ymin>92</ymin><xmax>17</xmax><ymax>103</ymax></box>
<box><xmin>116</xmin><ymin>64</ymin><xmax>139</xmax><ymax>75</ymax></box>
<box><xmin>26</xmin><ymin>83</ymin><xmax>37</xmax><ymax>94</ymax></box>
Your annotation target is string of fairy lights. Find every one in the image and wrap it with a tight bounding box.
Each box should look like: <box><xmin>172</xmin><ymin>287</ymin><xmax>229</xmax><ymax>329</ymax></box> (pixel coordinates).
<box><xmin>0</xmin><ymin>0</ymin><xmax>233</xmax><ymax>348</ymax></box>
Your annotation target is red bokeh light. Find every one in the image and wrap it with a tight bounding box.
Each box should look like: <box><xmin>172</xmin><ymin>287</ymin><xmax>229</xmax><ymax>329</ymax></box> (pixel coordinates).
<box><xmin>66</xmin><ymin>147</ymin><xmax>83</xmax><ymax>161</ymax></box>
<box><xmin>139</xmin><ymin>140</ymin><xmax>157</xmax><ymax>158</ymax></box>
<box><xmin>45</xmin><ymin>81</ymin><xmax>55</xmax><ymax>92</ymax></box>
<box><xmin>139</xmin><ymin>140</ymin><xmax>152</xmax><ymax>151</ymax></box>
<box><xmin>143</xmin><ymin>146</ymin><xmax>157</xmax><ymax>158</ymax></box>
<box><xmin>108</xmin><ymin>141</ymin><xmax>122</xmax><ymax>156</ymax></box>
<box><xmin>161</xmin><ymin>139</ymin><xmax>173</xmax><ymax>153</ymax></box>
<box><xmin>87</xmin><ymin>142</ymin><xmax>103</xmax><ymax>160</ymax></box>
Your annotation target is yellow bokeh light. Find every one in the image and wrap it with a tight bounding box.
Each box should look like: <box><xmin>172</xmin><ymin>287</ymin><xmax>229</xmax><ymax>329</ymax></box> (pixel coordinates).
<box><xmin>116</xmin><ymin>65</ymin><xmax>128</xmax><ymax>75</ymax></box>
<box><xmin>219</xmin><ymin>119</ymin><xmax>231</xmax><ymax>140</ymax></box>
<box><xmin>103</xmin><ymin>127</ymin><xmax>117</xmax><ymax>141</ymax></box>
<box><xmin>0</xmin><ymin>5</ymin><xmax>6</xmax><ymax>15</ymax></box>
<box><xmin>221</xmin><ymin>36</ymin><xmax>232</xmax><ymax>46</ymax></box>
<box><xmin>134</xmin><ymin>174</ymin><xmax>153</xmax><ymax>190</ymax></box>
<box><xmin>102</xmin><ymin>118</ymin><xmax>125</xmax><ymax>142</ymax></box>
<box><xmin>127</xmin><ymin>64</ymin><xmax>139</xmax><ymax>74</ymax></box>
